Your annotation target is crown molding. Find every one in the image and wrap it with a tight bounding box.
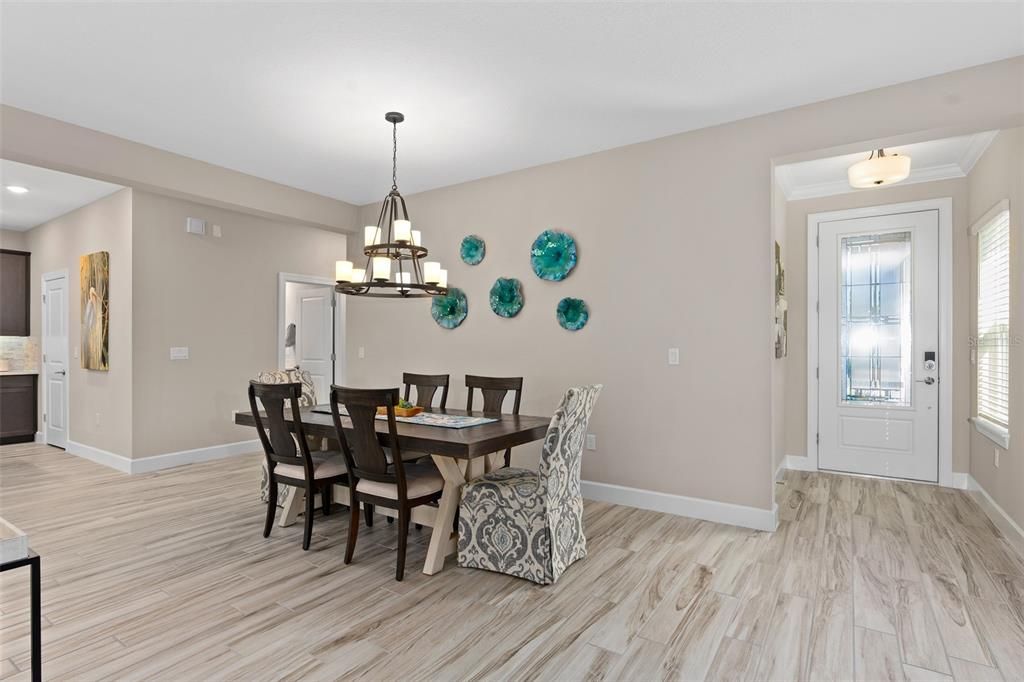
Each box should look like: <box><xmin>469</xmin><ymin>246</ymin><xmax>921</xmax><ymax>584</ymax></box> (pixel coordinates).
<box><xmin>958</xmin><ymin>130</ymin><xmax>999</xmax><ymax>174</ymax></box>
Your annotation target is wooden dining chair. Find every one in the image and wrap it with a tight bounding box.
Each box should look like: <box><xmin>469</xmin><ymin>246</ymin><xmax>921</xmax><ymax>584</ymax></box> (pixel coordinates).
<box><xmin>466</xmin><ymin>375</ymin><xmax>523</xmax><ymax>467</ymax></box>
<box><xmin>402</xmin><ymin>372</ymin><xmax>450</xmax><ymax>409</ymax></box>
<box><xmin>249</xmin><ymin>381</ymin><xmax>348</xmax><ymax>551</ymax></box>
<box><xmin>329</xmin><ymin>386</ymin><xmax>444</xmax><ymax>581</ymax></box>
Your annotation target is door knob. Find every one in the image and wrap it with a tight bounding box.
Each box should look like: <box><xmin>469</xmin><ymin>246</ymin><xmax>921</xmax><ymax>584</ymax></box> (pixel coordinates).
<box><xmin>915</xmin><ymin>377</ymin><xmax>936</xmax><ymax>385</ymax></box>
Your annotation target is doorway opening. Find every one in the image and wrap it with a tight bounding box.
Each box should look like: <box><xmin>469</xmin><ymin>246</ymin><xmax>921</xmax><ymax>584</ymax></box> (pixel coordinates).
<box><xmin>277</xmin><ymin>273</ymin><xmax>344</xmax><ymax>401</ymax></box>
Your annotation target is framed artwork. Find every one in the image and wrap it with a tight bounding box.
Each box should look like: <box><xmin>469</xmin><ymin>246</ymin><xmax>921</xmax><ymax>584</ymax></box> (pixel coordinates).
<box><xmin>80</xmin><ymin>250</ymin><xmax>110</xmax><ymax>370</ymax></box>
<box><xmin>775</xmin><ymin>241</ymin><xmax>787</xmax><ymax>358</ymax></box>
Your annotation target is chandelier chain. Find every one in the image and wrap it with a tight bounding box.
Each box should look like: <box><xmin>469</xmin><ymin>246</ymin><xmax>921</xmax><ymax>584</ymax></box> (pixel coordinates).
<box><xmin>392</xmin><ymin>121</ymin><xmax>398</xmax><ymax>191</ymax></box>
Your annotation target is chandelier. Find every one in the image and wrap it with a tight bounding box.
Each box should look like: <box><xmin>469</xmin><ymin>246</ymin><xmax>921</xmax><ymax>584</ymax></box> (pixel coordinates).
<box><xmin>334</xmin><ymin>112</ymin><xmax>448</xmax><ymax>298</ymax></box>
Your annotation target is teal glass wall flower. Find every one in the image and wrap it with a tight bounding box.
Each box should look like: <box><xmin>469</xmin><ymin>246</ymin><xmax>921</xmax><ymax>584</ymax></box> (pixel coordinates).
<box><xmin>531</xmin><ymin>230</ymin><xmax>577</xmax><ymax>281</ymax></box>
<box><xmin>460</xmin><ymin>235</ymin><xmax>486</xmax><ymax>265</ymax></box>
<box><xmin>431</xmin><ymin>287</ymin><xmax>468</xmax><ymax>329</ymax></box>
<box><xmin>489</xmin><ymin>278</ymin><xmax>524</xmax><ymax>318</ymax></box>
<box><xmin>556</xmin><ymin>297</ymin><xmax>589</xmax><ymax>331</ymax></box>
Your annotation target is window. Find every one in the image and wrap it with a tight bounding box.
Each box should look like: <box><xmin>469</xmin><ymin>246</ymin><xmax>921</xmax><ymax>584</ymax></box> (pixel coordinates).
<box><xmin>973</xmin><ymin>200</ymin><xmax>1011</xmax><ymax>448</ymax></box>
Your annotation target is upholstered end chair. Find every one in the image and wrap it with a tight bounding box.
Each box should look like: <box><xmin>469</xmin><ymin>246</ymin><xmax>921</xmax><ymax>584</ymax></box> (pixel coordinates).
<box><xmin>458</xmin><ymin>384</ymin><xmax>602</xmax><ymax>584</ymax></box>
<box><xmin>256</xmin><ymin>367</ymin><xmax>318</xmax><ymax>507</ymax></box>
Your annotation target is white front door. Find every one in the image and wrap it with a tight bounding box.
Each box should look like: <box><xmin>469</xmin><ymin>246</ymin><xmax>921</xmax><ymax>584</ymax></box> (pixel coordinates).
<box><xmin>286</xmin><ymin>283</ymin><xmax>334</xmax><ymax>401</ymax></box>
<box><xmin>43</xmin><ymin>272</ymin><xmax>69</xmax><ymax>449</ymax></box>
<box><xmin>817</xmin><ymin>210</ymin><xmax>939</xmax><ymax>482</ymax></box>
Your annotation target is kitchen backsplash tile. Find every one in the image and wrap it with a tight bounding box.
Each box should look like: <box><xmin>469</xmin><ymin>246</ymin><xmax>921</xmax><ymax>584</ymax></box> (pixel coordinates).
<box><xmin>0</xmin><ymin>337</ymin><xmax>40</xmax><ymax>372</ymax></box>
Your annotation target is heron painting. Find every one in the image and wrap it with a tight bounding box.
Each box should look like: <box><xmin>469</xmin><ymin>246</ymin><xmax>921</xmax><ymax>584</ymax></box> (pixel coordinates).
<box><xmin>80</xmin><ymin>251</ymin><xmax>109</xmax><ymax>370</ymax></box>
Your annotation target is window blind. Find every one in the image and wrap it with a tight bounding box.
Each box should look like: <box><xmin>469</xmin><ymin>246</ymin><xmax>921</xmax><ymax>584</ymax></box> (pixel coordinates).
<box><xmin>977</xmin><ymin>208</ymin><xmax>1010</xmax><ymax>429</ymax></box>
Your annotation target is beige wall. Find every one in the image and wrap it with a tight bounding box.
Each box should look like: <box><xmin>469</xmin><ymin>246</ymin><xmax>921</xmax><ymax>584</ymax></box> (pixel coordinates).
<box><xmin>0</xmin><ymin>229</ymin><xmax>28</xmax><ymax>250</ymax></box>
<box><xmin>1</xmin><ymin>105</ymin><xmax>358</xmax><ymax>233</ymax></box>
<box><xmin>24</xmin><ymin>189</ymin><xmax>134</xmax><ymax>455</ymax></box>
<box><xmin>967</xmin><ymin>127</ymin><xmax>1024</xmax><ymax>529</ymax></box>
<box><xmin>130</xmin><ymin>191</ymin><xmax>348</xmax><ymax>458</ymax></box>
<box><xmin>345</xmin><ymin>58</ymin><xmax>1022</xmax><ymax>512</ymax></box>
<box><xmin>784</xmin><ymin>178</ymin><xmax>972</xmax><ymax>474</ymax></box>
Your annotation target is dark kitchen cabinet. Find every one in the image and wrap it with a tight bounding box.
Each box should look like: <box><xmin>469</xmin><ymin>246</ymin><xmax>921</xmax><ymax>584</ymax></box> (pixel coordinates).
<box><xmin>1</xmin><ymin>249</ymin><xmax>30</xmax><ymax>336</ymax></box>
<box><xmin>0</xmin><ymin>374</ymin><xmax>37</xmax><ymax>444</ymax></box>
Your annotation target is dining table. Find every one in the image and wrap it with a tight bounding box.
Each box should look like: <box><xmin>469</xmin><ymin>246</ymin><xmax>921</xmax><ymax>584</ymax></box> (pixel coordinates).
<box><xmin>234</xmin><ymin>405</ymin><xmax>550</xmax><ymax>575</ymax></box>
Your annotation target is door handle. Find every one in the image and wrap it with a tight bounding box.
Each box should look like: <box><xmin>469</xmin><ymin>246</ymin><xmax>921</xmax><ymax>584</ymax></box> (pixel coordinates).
<box><xmin>55</xmin><ymin>370</ymin><xmax>66</xmax><ymax>376</ymax></box>
<box><xmin>915</xmin><ymin>377</ymin><xmax>936</xmax><ymax>385</ymax></box>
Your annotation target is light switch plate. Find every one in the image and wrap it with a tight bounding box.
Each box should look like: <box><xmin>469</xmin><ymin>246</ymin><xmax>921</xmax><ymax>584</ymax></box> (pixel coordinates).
<box><xmin>668</xmin><ymin>348</ymin><xmax>680</xmax><ymax>365</ymax></box>
<box><xmin>212</xmin><ymin>224</ymin><xmax>222</xmax><ymax>238</ymax></box>
<box><xmin>586</xmin><ymin>434</ymin><xmax>597</xmax><ymax>451</ymax></box>
<box><xmin>185</xmin><ymin>217</ymin><xmax>206</xmax><ymax>235</ymax></box>
<box><xmin>358</xmin><ymin>346</ymin><xmax>365</xmax><ymax>359</ymax></box>
<box><xmin>169</xmin><ymin>346</ymin><xmax>190</xmax><ymax>360</ymax></box>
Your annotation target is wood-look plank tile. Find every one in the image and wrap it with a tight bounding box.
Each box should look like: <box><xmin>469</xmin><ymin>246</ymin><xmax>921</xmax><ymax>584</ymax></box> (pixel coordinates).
<box><xmin>895</xmin><ymin>578</ymin><xmax>952</xmax><ymax>675</ymax></box>
<box><xmin>658</xmin><ymin>590</ymin><xmax>739</xmax><ymax>681</ymax></box>
<box><xmin>705</xmin><ymin>636</ymin><xmax>760</xmax><ymax>682</ymax></box>
<box><xmin>555</xmin><ymin>643</ymin><xmax>618</xmax><ymax>682</ymax></box>
<box><xmin>753</xmin><ymin>592</ymin><xmax>813</xmax><ymax>682</ymax></box>
<box><xmin>725</xmin><ymin>561</ymin><xmax>783</xmax><ymax>645</ymax></box>
<box><xmin>903</xmin><ymin>663</ymin><xmax>955</xmax><ymax>681</ymax></box>
<box><xmin>964</xmin><ymin>597</ymin><xmax>1024</xmax><ymax>681</ymax></box>
<box><xmin>638</xmin><ymin>563</ymin><xmax>714</xmax><ymax>645</ymax></box>
<box><xmin>947</xmin><ymin>657</ymin><xmax>1004</xmax><ymax>682</ymax></box>
<box><xmin>854</xmin><ymin>555</ymin><xmax>898</xmax><ymax>634</ymax></box>
<box><xmin>855</xmin><ymin>627</ymin><xmax>906</xmax><ymax>682</ymax></box>
<box><xmin>923</xmin><ymin>574</ymin><xmax>992</xmax><ymax>666</ymax></box>
<box><xmin>807</xmin><ymin>589</ymin><xmax>853</xmax><ymax>681</ymax></box>
<box><xmin>604</xmin><ymin>636</ymin><xmax>666</xmax><ymax>681</ymax></box>
<box><xmin>820</xmin><ymin>532</ymin><xmax>853</xmax><ymax>593</ymax></box>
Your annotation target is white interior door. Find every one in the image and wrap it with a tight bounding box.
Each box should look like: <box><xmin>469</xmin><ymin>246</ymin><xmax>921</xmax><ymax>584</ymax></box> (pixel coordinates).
<box><xmin>817</xmin><ymin>210</ymin><xmax>939</xmax><ymax>482</ymax></box>
<box><xmin>43</xmin><ymin>272</ymin><xmax>69</xmax><ymax>449</ymax></box>
<box><xmin>285</xmin><ymin>282</ymin><xmax>334</xmax><ymax>401</ymax></box>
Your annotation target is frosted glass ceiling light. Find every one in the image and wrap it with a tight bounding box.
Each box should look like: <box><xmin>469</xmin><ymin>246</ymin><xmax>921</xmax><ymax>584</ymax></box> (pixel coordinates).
<box><xmin>848</xmin><ymin>149</ymin><xmax>911</xmax><ymax>188</ymax></box>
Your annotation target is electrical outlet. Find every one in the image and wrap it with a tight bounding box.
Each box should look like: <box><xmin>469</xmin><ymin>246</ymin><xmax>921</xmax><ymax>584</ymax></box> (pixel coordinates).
<box><xmin>586</xmin><ymin>434</ymin><xmax>597</xmax><ymax>450</ymax></box>
<box><xmin>995</xmin><ymin>448</ymin><xmax>1000</xmax><ymax>468</ymax></box>
<box><xmin>358</xmin><ymin>346</ymin><xmax>365</xmax><ymax>359</ymax></box>
<box><xmin>668</xmin><ymin>348</ymin><xmax>680</xmax><ymax>365</ymax></box>
<box><xmin>95</xmin><ymin>412</ymin><xmax>101</xmax><ymax>426</ymax></box>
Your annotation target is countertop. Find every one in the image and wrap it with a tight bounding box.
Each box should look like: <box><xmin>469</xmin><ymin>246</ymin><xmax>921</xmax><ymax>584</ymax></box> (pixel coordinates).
<box><xmin>0</xmin><ymin>370</ymin><xmax>39</xmax><ymax>376</ymax></box>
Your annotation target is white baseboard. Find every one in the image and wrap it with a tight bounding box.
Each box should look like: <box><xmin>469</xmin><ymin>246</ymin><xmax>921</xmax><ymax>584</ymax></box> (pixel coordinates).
<box><xmin>774</xmin><ymin>457</ymin><xmax>787</xmax><ymax>482</ymax></box>
<box><xmin>784</xmin><ymin>454</ymin><xmax>817</xmax><ymax>472</ymax></box>
<box><xmin>966</xmin><ymin>475</ymin><xmax>1024</xmax><ymax>557</ymax></box>
<box><xmin>949</xmin><ymin>472</ymin><xmax>969</xmax><ymax>490</ymax></box>
<box><xmin>66</xmin><ymin>440</ymin><xmax>133</xmax><ymax>473</ymax></box>
<box><xmin>581</xmin><ymin>480</ymin><xmax>778</xmax><ymax>532</ymax></box>
<box><xmin>64</xmin><ymin>439</ymin><xmax>260</xmax><ymax>474</ymax></box>
<box><xmin>34</xmin><ymin>431</ymin><xmax>44</xmax><ymax>444</ymax></box>
<box><xmin>129</xmin><ymin>439</ymin><xmax>260</xmax><ymax>474</ymax></box>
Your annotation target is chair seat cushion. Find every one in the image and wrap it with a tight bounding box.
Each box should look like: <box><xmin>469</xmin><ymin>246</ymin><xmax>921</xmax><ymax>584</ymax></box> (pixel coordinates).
<box><xmin>357</xmin><ymin>462</ymin><xmax>444</xmax><ymax>499</ymax></box>
<box><xmin>275</xmin><ymin>452</ymin><xmax>347</xmax><ymax>481</ymax></box>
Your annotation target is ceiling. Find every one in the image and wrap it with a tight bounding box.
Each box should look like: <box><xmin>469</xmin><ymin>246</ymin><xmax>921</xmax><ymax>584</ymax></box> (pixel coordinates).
<box><xmin>775</xmin><ymin>131</ymin><xmax>999</xmax><ymax>200</ymax></box>
<box><xmin>0</xmin><ymin>160</ymin><xmax>124</xmax><ymax>231</ymax></box>
<box><xmin>1</xmin><ymin>3</ymin><xmax>1022</xmax><ymax>206</ymax></box>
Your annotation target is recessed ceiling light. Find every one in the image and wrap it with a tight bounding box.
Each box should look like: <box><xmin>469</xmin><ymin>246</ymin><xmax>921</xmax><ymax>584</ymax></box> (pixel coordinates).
<box><xmin>5</xmin><ymin>185</ymin><xmax>29</xmax><ymax>194</ymax></box>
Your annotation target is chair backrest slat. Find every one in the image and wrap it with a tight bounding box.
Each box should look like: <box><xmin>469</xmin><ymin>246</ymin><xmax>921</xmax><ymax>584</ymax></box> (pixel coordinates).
<box><xmin>330</xmin><ymin>386</ymin><xmax>407</xmax><ymax>492</ymax></box>
<box><xmin>465</xmin><ymin>375</ymin><xmax>523</xmax><ymax>414</ymax></box>
<box><xmin>402</xmin><ymin>373</ymin><xmax>450</xmax><ymax>409</ymax></box>
<box><xmin>249</xmin><ymin>381</ymin><xmax>313</xmax><ymax>475</ymax></box>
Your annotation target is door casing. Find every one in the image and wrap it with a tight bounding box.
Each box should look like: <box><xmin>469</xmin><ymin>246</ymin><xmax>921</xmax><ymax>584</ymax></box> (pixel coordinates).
<box><xmin>806</xmin><ymin>198</ymin><xmax>954</xmax><ymax>487</ymax></box>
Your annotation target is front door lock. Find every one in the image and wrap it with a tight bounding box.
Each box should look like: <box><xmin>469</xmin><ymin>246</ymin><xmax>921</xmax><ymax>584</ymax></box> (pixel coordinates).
<box><xmin>915</xmin><ymin>376</ymin><xmax>936</xmax><ymax>385</ymax></box>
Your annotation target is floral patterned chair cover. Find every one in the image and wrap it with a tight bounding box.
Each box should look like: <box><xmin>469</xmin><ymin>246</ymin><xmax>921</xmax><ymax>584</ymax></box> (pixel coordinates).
<box><xmin>255</xmin><ymin>367</ymin><xmax>318</xmax><ymax>507</ymax></box>
<box><xmin>457</xmin><ymin>384</ymin><xmax>602</xmax><ymax>584</ymax></box>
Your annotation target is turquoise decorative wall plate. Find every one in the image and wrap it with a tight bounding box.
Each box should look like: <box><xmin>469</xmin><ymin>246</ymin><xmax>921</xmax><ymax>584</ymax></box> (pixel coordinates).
<box><xmin>489</xmin><ymin>277</ymin><xmax>524</xmax><ymax>318</ymax></box>
<box><xmin>460</xmin><ymin>235</ymin><xmax>486</xmax><ymax>265</ymax></box>
<box><xmin>530</xmin><ymin>230</ymin><xmax>577</xmax><ymax>281</ymax></box>
<box><xmin>431</xmin><ymin>287</ymin><xmax>468</xmax><ymax>329</ymax></box>
<box><xmin>556</xmin><ymin>297</ymin><xmax>589</xmax><ymax>331</ymax></box>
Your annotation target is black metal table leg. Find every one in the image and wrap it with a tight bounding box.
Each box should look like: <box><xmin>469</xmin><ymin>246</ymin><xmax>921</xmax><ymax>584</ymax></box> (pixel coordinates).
<box><xmin>30</xmin><ymin>554</ymin><xmax>41</xmax><ymax>682</ymax></box>
<box><xmin>0</xmin><ymin>550</ymin><xmax>41</xmax><ymax>682</ymax></box>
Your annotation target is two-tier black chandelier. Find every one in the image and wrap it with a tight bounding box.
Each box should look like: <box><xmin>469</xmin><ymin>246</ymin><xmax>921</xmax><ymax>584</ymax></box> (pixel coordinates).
<box><xmin>334</xmin><ymin>112</ymin><xmax>448</xmax><ymax>299</ymax></box>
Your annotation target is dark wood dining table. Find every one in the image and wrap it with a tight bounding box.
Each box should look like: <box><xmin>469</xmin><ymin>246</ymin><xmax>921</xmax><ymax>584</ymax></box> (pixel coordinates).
<box><xmin>235</xmin><ymin>406</ymin><xmax>550</xmax><ymax>574</ymax></box>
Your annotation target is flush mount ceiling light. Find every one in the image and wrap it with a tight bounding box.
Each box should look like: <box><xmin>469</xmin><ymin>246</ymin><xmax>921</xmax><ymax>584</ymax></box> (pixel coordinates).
<box><xmin>848</xmin><ymin>149</ymin><xmax>912</xmax><ymax>188</ymax></box>
<box><xmin>5</xmin><ymin>185</ymin><xmax>29</xmax><ymax>194</ymax></box>
<box><xmin>333</xmin><ymin>112</ymin><xmax>449</xmax><ymax>299</ymax></box>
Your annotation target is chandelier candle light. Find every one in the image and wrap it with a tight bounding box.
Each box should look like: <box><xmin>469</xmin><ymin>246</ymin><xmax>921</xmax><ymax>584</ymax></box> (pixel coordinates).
<box><xmin>335</xmin><ymin>112</ymin><xmax>449</xmax><ymax>298</ymax></box>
